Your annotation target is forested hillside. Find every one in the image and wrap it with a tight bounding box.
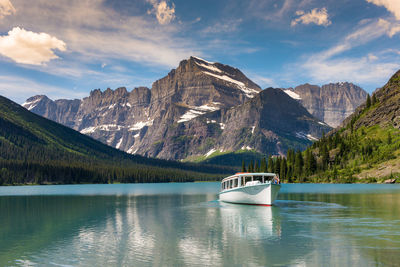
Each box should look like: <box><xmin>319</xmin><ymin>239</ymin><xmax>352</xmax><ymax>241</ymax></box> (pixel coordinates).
<box><xmin>261</xmin><ymin>70</ymin><xmax>400</xmax><ymax>183</ymax></box>
<box><xmin>0</xmin><ymin>96</ymin><xmax>233</xmax><ymax>185</ymax></box>
<box><xmin>240</xmin><ymin>70</ymin><xmax>400</xmax><ymax>183</ymax></box>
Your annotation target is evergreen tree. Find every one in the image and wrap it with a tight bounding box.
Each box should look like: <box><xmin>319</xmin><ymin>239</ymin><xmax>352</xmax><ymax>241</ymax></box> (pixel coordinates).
<box><xmin>294</xmin><ymin>150</ymin><xmax>303</xmax><ymax>179</ymax></box>
<box><xmin>372</xmin><ymin>93</ymin><xmax>377</xmax><ymax>105</ymax></box>
<box><xmin>260</xmin><ymin>157</ymin><xmax>267</xmax><ymax>172</ymax></box>
<box><xmin>366</xmin><ymin>94</ymin><xmax>371</xmax><ymax>109</ymax></box>
<box><xmin>248</xmin><ymin>160</ymin><xmax>254</xmax><ymax>172</ymax></box>
<box><xmin>321</xmin><ymin>143</ymin><xmax>329</xmax><ymax>170</ymax></box>
<box><xmin>267</xmin><ymin>156</ymin><xmax>274</xmax><ymax>173</ymax></box>
<box><xmin>287</xmin><ymin>165</ymin><xmax>293</xmax><ymax>182</ymax></box>
<box><xmin>275</xmin><ymin>157</ymin><xmax>281</xmax><ymax>175</ymax></box>
<box><xmin>255</xmin><ymin>161</ymin><xmax>260</xmax><ymax>172</ymax></box>
<box><xmin>280</xmin><ymin>158</ymin><xmax>287</xmax><ymax>181</ymax></box>
<box><xmin>287</xmin><ymin>149</ymin><xmax>295</xmax><ymax>166</ymax></box>
<box><xmin>241</xmin><ymin>160</ymin><xmax>246</xmax><ymax>172</ymax></box>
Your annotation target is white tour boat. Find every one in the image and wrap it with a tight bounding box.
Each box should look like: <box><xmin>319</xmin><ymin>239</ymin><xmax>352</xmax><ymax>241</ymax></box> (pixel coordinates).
<box><xmin>218</xmin><ymin>172</ymin><xmax>281</xmax><ymax>206</ymax></box>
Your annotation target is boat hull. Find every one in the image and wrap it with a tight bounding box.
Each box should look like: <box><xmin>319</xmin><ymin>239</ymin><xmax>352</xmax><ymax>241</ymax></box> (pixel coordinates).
<box><xmin>219</xmin><ymin>183</ymin><xmax>281</xmax><ymax>206</ymax></box>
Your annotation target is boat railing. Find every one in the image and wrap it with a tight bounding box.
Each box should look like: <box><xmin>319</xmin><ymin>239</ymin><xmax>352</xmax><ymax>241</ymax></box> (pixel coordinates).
<box><xmin>221</xmin><ymin>174</ymin><xmax>280</xmax><ymax>191</ymax></box>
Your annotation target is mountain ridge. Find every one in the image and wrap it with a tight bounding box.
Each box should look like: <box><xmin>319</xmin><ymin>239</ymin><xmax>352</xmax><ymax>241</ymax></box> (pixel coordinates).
<box><xmin>283</xmin><ymin>82</ymin><xmax>368</xmax><ymax>127</ymax></box>
<box><xmin>22</xmin><ymin>56</ymin><xmax>367</xmax><ymax>162</ymax></box>
<box><xmin>0</xmin><ymin>95</ymin><xmax>234</xmax><ymax>185</ymax></box>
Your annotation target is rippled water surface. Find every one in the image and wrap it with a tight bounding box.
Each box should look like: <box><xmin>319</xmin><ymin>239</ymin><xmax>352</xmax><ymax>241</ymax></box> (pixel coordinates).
<box><xmin>1</xmin><ymin>183</ymin><xmax>399</xmax><ymax>266</ymax></box>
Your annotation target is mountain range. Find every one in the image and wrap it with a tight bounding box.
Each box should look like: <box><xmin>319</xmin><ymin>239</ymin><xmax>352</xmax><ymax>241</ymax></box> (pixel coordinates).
<box><xmin>0</xmin><ymin>95</ymin><xmax>232</xmax><ymax>185</ymax></box>
<box><xmin>23</xmin><ymin>56</ymin><xmax>367</xmax><ymax>162</ymax></box>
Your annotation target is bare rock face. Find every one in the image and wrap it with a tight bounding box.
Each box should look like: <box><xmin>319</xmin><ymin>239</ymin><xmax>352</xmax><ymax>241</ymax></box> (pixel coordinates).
<box><xmin>23</xmin><ymin>56</ymin><xmax>332</xmax><ymax>160</ymax></box>
<box><xmin>341</xmin><ymin>70</ymin><xmax>400</xmax><ymax>131</ymax></box>
<box><xmin>149</xmin><ymin>88</ymin><xmax>330</xmax><ymax>160</ymax></box>
<box><xmin>283</xmin><ymin>82</ymin><xmax>368</xmax><ymax>127</ymax></box>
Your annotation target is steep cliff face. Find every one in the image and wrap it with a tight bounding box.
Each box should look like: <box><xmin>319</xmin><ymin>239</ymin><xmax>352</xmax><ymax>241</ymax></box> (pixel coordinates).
<box><xmin>148</xmin><ymin>88</ymin><xmax>330</xmax><ymax>160</ymax></box>
<box><xmin>341</xmin><ymin>70</ymin><xmax>400</xmax><ymax>130</ymax></box>
<box><xmin>23</xmin><ymin>57</ymin><xmax>264</xmax><ymax>158</ymax></box>
<box><xmin>283</xmin><ymin>82</ymin><xmax>368</xmax><ymax>127</ymax></box>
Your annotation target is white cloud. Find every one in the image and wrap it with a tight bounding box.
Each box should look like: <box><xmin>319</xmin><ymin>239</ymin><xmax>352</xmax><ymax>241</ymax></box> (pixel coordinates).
<box><xmin>317</xmin><ymin>19</ymin><xmax>400</xmax><ymax>60</ymax></box>
<box><xmin>291</xmin><ymin>7</ymin><xmax>331</xmax><ymax>27</ymax></box>
<box><xmin>0</xmin><ymin>0</ymin><xmax>15</xmax><ymax>19</ymax></box>
<box><xmin>296</xmin><ymin>18</ymin><xmax>400</xmax><ymax>87</ymax></box>
<box><xmin>366</xmin><ymin>0</ymin><xmax>400</xmax><ymax>20</ymax></box>
<box><xmin>202</xmin><ymin>19</ymin><xmax>243</xmax><ymax>34</ymax></box>
<box><xmin>0</xmin><ymin>27</ymin><xmax>66</xmax><ymax>65</ymax></box>
<box><xmin>147</xmin><ymin>0</ymin><xmax>176</xmax><ymax>25</ymax></box>
<box><xmin>1</xmin><ymin>0</ymin><xmax>196</xmax><ymax>69</ymax></box>
<box><xmin>301</xmin><ymin>56</ymin><xmax>399</xmax><ymax>85</ymax></box>
<box><xmin>368</xmin><ymin>53</ymin><xmax>378</xmax><ymax>61</ymax></box>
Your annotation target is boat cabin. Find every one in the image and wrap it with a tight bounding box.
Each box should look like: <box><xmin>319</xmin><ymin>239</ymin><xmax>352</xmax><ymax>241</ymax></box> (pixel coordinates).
<box><xmin>221</xmin><ymin>172</ymin><xmax>278</xmax><ymax>191</ymax></box>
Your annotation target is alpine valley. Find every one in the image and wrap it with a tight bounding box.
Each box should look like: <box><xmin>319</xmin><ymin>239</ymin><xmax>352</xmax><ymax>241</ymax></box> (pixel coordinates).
<box><xmin>23</xmin><ymin>57</ymin><xmax>367</xmax><ymax>164</ymax></box>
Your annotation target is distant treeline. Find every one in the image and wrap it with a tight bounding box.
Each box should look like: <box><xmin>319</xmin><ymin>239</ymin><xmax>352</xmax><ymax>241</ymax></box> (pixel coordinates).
<box><xmin>0</xmin><ymin>160</ymin><xmax>225</xmax><ymax>185</ymax></box>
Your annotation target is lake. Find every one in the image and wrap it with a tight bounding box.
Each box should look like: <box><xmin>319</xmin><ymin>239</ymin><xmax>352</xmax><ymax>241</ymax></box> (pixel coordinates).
<box><xmin>0</xmin><ymin>183</ymin><xmax>399</xmax><ymax>266</ymax></box>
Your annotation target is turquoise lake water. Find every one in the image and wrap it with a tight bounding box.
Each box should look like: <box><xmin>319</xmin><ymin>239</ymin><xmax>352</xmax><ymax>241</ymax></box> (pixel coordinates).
<box><xmin>0</xmin><ymin>183</ymin><xmax>399</xmax><ymax>266</ymax></box>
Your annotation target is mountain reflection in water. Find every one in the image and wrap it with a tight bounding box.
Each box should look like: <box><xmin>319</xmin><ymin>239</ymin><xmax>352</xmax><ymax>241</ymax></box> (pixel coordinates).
<box><xmin>0</xmin><ymin>183</ymin><xmax>399</xmax><ymax>266</ymax></box>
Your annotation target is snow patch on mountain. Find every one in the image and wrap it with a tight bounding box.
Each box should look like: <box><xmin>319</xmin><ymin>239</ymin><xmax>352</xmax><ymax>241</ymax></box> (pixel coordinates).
<box><xmin>283</xmin><ymin>90</ymin><xmax>301</xmax><ymax>100</ymax></box>
<box><xmin>178</xmin><ymin>103</ymin><xmax>221</xmax><ymax>123</ymax></box>
<box><xmin>116</xmin><ymin>137</ymin><xmax>123</xmax><ymax>149</ymax></box>
<box><xmin>296</xmin><ymin>132</ymin><xmax>318</xmax><ymax>141</ymax></box>
<box><xmin>202</xmin><ymin>71</ymin><xmax>258</xmax><ymax>98</ymax></box>
<box><xmin>22</xmin><ymin>98</ymin><xmax>42</xmax><ymax>110</ymax></box>
<box><xmin>127</xmin><ymin>145</ymin><xmax>136</xmax><ymax>154</ymax></box>
<box><xmin>195</xmin><ymin>61</ymin><xmax>222</xmax><ymax>73</ymax></box>
<box><xmin>80</xmin><ymin>124</ymin><xmax>123</xmax><ymax>134</ymax></box>
<box><xmin>192</xmin><ymin>56</ymin><xmax>215</xmax><ymax>64</ymax></box>
<box><xmin>178</xmin><ymin>109</ymin><xmax>205</xmax><ymax>123</ymax></box>
<box><xmin>128</xmin><ymin>120</ymin><xmax>154</xmax><ymax>131</ymax></box>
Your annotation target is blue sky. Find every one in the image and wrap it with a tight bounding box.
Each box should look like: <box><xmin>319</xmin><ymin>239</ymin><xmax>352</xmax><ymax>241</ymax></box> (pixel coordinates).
<box><xmin>0</xmin><ymin>0</ymin><xmax>400</xmax><ymax>103</ymax></box>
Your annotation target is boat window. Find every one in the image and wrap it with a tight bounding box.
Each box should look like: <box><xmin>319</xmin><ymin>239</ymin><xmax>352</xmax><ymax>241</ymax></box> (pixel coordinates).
<box><xmin>264</xmin><ymin>175</ymin><xmax>273</xmax><ymax>181</ymax></box>
<box><xmin>240</xmin><ymin>176</ymin><xmax>245</xmax><ymax>187</ymax></box>
<box><xmin>253</xmin><ymin>175</ymin><xmax>263</xmax><ymax>183</ymax></box>
<box><xmin>232</xmin><ymin>178</ymin><xmax>238</xmax><ymax>188</ymax></box>
<box><xmin>244</xmin><ymin>176</ymin><xmax>252</xmax><ymax>185</ymax></box>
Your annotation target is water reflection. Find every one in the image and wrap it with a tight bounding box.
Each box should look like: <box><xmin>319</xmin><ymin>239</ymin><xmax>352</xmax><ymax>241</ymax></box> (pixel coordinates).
<box><xmin>219</xmin><ymin>203</ymin><xmax>280</xmax><ymax>239</ymax></box>
<box><xmin>0</xmin><ymin>184</ymin><xmax>399</xmax><ymax>266</ymax></box>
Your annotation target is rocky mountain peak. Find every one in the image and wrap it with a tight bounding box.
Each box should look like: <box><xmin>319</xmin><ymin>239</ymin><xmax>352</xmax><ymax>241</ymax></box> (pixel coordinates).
<box><xmin>284</xmin><ymin>82</ymin><xmax>368</xmax><ymax>127</ymax></box>
<box><xmin>22</xmin><ymin>57</ymin><xmax>369</xmax><ymax>162</ymax></box>
<box><xmin>22</xmin><ymin>95</ymin><xmax>51</xmax><ymax>111</ymax></box>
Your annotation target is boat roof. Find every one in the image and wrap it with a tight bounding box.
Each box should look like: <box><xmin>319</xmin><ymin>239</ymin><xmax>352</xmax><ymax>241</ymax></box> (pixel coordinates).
<box><xmin>222</xmin><ymin>172</ymin><xmax>276</xmax><ymax>182</ymax></box>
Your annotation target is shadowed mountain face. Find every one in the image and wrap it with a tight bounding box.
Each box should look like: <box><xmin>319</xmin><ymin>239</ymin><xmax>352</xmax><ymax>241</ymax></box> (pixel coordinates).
<box><xmin>283</xmin><ymin>82</ymin><xmax>368</xmax><ymax>128</ymax></box>
<box><xmin>341</xmin><ymin>70</ymin><xmax>400</xmax><ymax>131</ymax></box>
<box><xmin>150</xmin><ymin>88</ymin><xmax>330</xmax><ymax>160</ymax></box>
<box><xmin>23</xmin><ymin>57</ymin><xmax>334</xmax><ymax>160</ymax></box>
